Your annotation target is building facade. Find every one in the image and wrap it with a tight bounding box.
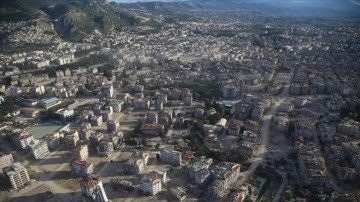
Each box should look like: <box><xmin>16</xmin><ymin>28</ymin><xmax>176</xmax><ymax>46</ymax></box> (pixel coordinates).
<box><xmin>28</xmin><ymin>140</ymin><xmax>49</xmax><ymax>160</ymax></box>
<box><xmin>70</xmin><ymin>160</ymin><xmax>93</xmax><ymax>177</ymax></box>
<box><xmin>160</xmin><ymin>149</ymin><xmax>182</xmax><ymax>166</ymax></box>
<box><xmin>3</xmin><ymin>162</ymin><xmax>30</xmax><ymax>190</ymax></box>
<box><xmin>140</xmin><ymin>170</ymin><xmax>166</xmax><ymax>196</ymax></box>
<box><xmin>80</xmin><ymin>175</ymin><xmax>109</xmax><ymax>202</ymax></box>
<box><xmin>97</xmin><ymin>141</ymin><xmax>114</xmax><ymax>157</ymax></box>
<box><xmin>72</xmin><ymin>145</ymin><xmax>89</xmax><ymax>160</ymax></box>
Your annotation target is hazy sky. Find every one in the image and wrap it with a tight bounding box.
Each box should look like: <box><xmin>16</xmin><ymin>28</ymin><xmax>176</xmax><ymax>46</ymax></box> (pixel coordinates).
<box><xmin>109</xmin><ymin>0</ymin><xmax>360</xmax><ymax>6</ymax></box>
<box><xmin>111</xmin><ymin>0</ymin><xmax>186</xmax><ymax>2</ymax></box>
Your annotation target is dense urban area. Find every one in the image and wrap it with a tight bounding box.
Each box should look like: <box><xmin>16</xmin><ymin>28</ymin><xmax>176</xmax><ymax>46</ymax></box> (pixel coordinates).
<box><xmin>0</xmin><ymin>0</ymin><xmax>360</xmax><ymax>202</ymax></box>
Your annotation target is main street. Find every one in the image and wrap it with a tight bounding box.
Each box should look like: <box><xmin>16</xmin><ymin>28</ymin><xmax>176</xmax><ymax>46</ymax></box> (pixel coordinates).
<box><xmin>235</xmin><ymin>67</ymin><xmax>294</xmax><ymax>200</ymax></box>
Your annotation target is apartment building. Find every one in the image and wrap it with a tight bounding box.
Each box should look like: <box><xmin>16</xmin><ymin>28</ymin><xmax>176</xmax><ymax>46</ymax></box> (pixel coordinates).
<box><xmin>124</xmin><ymin>152</ymin><xmax>149</xmax><ymax>175</ymax></box>
<box><xmin>79</xmin><ymin>123</ymin><xmax>92</xmax><ymax>141</ymax></box>
<box><xmin>227</xmin><ymin>120</ymin><xmax>243</xmax><ymax>136</ymax></box>
<box><xmin>89</xmin><ymin>133</ymin><xmax>104</xmax><ymax>148</ymax></box>
<box><xmin>102</xmin><ymin>111</ymin><xmax>112</xmax><ymax>122</ymax></box>
<box><xmin>97</xmin><ymin>141</ymin><xmax>114</xmax><ymax>157</ymax></box>
<box><xmin>101</xmin><ymin>84</ymin><xmax>113</xmax><ymax>98</ymax></box>
<box><xmin>133</xmin><ymin>98</ymin><xmax>150</xmax><ymax>109</ymax></box>
<box><xmin>91</xmin><ymin>115</ymin><xmax>103</xmax><ymax>126</ymax></box>
<box><xmin>109</xmin><ymin>100</ymin><xmax>124</xmax><ymax>112</ymax></box>
<box><xmin>188</xmin><ymin>157</ymin><xmax>213</xmax><ymax>177</ymax></box>
<box><xmin>63</xmin><ymin>131</ymin><xmax>79</xmax><ymax>149</ymax></box>
<box><xmin>157</xmin><ymin>94</ymin><xmax>167</xmax><ymax>104</ymax></box>
<box><xmin>3</xmin><ymin>162</ymin><xmax>30</xmax><ymax>190</ymax></box>
<box><xmin>107</xmin><ymin>120</ymin><xmax>120</xmax><ymax>133</ymax></box>
<box><xmin>183</xmin><ymin>94</ymin><xmax>192</xmax><ymax>106</ymax></box>
<box><xmin>72</xmin><ymin>145</ymin><xmax>89</xmax><ymax>160</ymax></box>
<box><xmin>223</xmin><ymin>85</ymin><xmax>236</xmax><ymax>99</ymax></box>
<box><xmin>160</xmin><ymin>149</ymin><xmax>182</xmax><ymax>166</ymax></box>
<box><xmin>28</xmin><ymin>140</ymin><xmax>49</xmax><ymax>160</ymax></box>
<box><xmin>70</xmin><ymin>160</ymin><xmax>93</xmax><ymax>177</ymax></box>
<box><xmin>80</xmin><ymin>175</ymin><xmax>109</xmax><ymax>202</ymax></box>
<box><xmin>11</xmin><ymin>130</ymin><xmax>34</xmax><ymax>150</ymax></box>
<box><xmin>154</xmin><ymin>101</ymin><xmax>163</xmax><ymax>111</ymax></box>
<box><xmin>44</xmin><ymin>132</ymin><xmax>64</xmax><ymax>150</ymax></box>
<box><xmin>145</xmin><ymin>112</ymin><xmax>158</xmax><ymax>124</ymax></box>
<box><xmin>140</xmin><ymin>170</ymin><xmax>166</xmax><ymax>196</ymax></box>
<box><xmin>193</xmin><ymin>169</ymin><xmax>212</xmax><ymax>189</ymax></box>
<box><xmin>207</xmin><ymin>162</ymin><xmax>241</xmax><ymax>199</ymax></box>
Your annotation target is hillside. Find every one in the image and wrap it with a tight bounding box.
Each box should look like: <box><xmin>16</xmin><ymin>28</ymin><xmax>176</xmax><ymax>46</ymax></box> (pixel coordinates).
<box><xmin>0</xmin><ymin>0</ymin><xmax>141</xmax><ymax>41</ymax></box>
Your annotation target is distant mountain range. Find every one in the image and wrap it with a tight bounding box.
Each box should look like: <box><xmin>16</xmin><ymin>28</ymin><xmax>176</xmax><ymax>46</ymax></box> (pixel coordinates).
<box><xmin>116</xmin><ymin>0</ymin><xmax>360</xmax><ymax>18</ymax></box>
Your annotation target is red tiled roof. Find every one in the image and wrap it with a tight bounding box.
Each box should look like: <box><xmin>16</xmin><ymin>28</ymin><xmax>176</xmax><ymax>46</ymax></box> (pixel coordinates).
<box><xmin>141</xmin><ymin>124</ymin><xmax>163</xmax><ymax>130</ymax></box>
<box><xmin>80</xmin><ymin>178</ymin><xmax>98</xmax><ymax>188</ymax></box>
<box><xmin>183</xmin><ymin>150</ymin><xmax>194</xmax><ymax>159</ymax></box>
<box><xmin>70</xmin><ymin>160</ymin><xmax>92</xmax><ymax>168</ymax></box>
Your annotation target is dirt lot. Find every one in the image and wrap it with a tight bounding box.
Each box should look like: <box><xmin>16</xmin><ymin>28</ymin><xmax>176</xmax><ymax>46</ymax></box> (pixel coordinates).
<box><xmin>4</xmin><ymin>184</ymin><xmax>78</xmax><ymax>202</ymax></box>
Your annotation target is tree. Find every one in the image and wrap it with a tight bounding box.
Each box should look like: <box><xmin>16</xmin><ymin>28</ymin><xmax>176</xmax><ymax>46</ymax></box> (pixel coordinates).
<box><xmin>103</xmin><ymin>69</ymin><xmax>113</xmax><ymax>80</ymax></box>
<box><xmin>141</xmin><ymin>139</ymin><xmax>147</xmax><ymax>147</ymax></box>
<box><xmin>204</xmin><ymin>98</ymin><xmax>212</xmax><ymax>110</ymax></box>
<box><xmin>155</xmin><ymin>143</ymin><xmax>160</xmax><ymax>150</ymax></box>
<box><xmin>159</xmin><ymin>132</ymin><xmax>165</xmax><ymax>139</ymax></box>
<box><xmin>207</xmin><ymin>113</ymin><xmax>221</xmax><ymax>125</ymax></box>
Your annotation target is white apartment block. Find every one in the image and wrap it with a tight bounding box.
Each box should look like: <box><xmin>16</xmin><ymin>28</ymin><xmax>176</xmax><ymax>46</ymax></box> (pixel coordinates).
<box><xmin>124</xmin><ymin>152</ymin><xmax>150</xmax><ymax>174</ymax></box>
<box><xmin>28</xmin><ymin>140</ymin><xmax>49</xmax><ymax>160</ymax></box>
<box><xmin>11</xmin><ymin>131</ymin><xmax>34</xmax><ymax>150</ymax></box>
<box><xmin>140</xmin><ymin>170</ymin><xmax>166</xmax><ymax>196</ymax></box>
<box><xmin>80</xmin><ymin>175</ymin><xmax>109</xmax><ymax>202</ymax></box>
<box><xmin>3</xmin><ymin>162</ymin><xmax>30</xmax><ymax>190</ymax></box>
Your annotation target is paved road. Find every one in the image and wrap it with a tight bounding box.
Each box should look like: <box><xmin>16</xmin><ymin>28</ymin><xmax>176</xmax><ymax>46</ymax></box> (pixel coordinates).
<box><xmin>67</xmin><ymin>99</ymin><xmax>96</xmax><ymax>110</ymax></box>
<box><xmin>235</xmin><ymin>66</ymin><xmax>294</xmax><ymax>199</ymax></box>
<box><xmin>235</xmin><ymin>100</ymin><xmax>283</xmax><ymax>187</ymax></box>
<box><xmin>272</xmin><ymin>170</ymin><xmax>287</xmax><ymax>202</ymax></box>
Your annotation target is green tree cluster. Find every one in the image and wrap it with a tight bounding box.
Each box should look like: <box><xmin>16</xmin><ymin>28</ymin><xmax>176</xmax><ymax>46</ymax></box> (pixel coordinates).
<box><xmin>0</xmin><ymin>96</ymin><xmax>19</xmax><ymax>117</ymax></box>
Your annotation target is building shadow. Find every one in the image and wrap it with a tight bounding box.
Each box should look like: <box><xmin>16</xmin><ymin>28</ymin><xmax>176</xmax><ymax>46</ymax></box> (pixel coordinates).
<box><xmin>4</xmin><ymin>192</ymin><xmax>80</xmax><ymax>202</ymax></box>
<box><xmin>36</xmin><ymin>170</ymin><xmax>78</xmax><ymax>181</ymax></box>
<box><xmin>28</xmin><ymin>156</ymin><xmax>71</xmax><ymax>166</ymax></box>
<box><xmin>93</xmin><ymin>161</ymin><xmax>124</xmax><ymax>178</ymax></box>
